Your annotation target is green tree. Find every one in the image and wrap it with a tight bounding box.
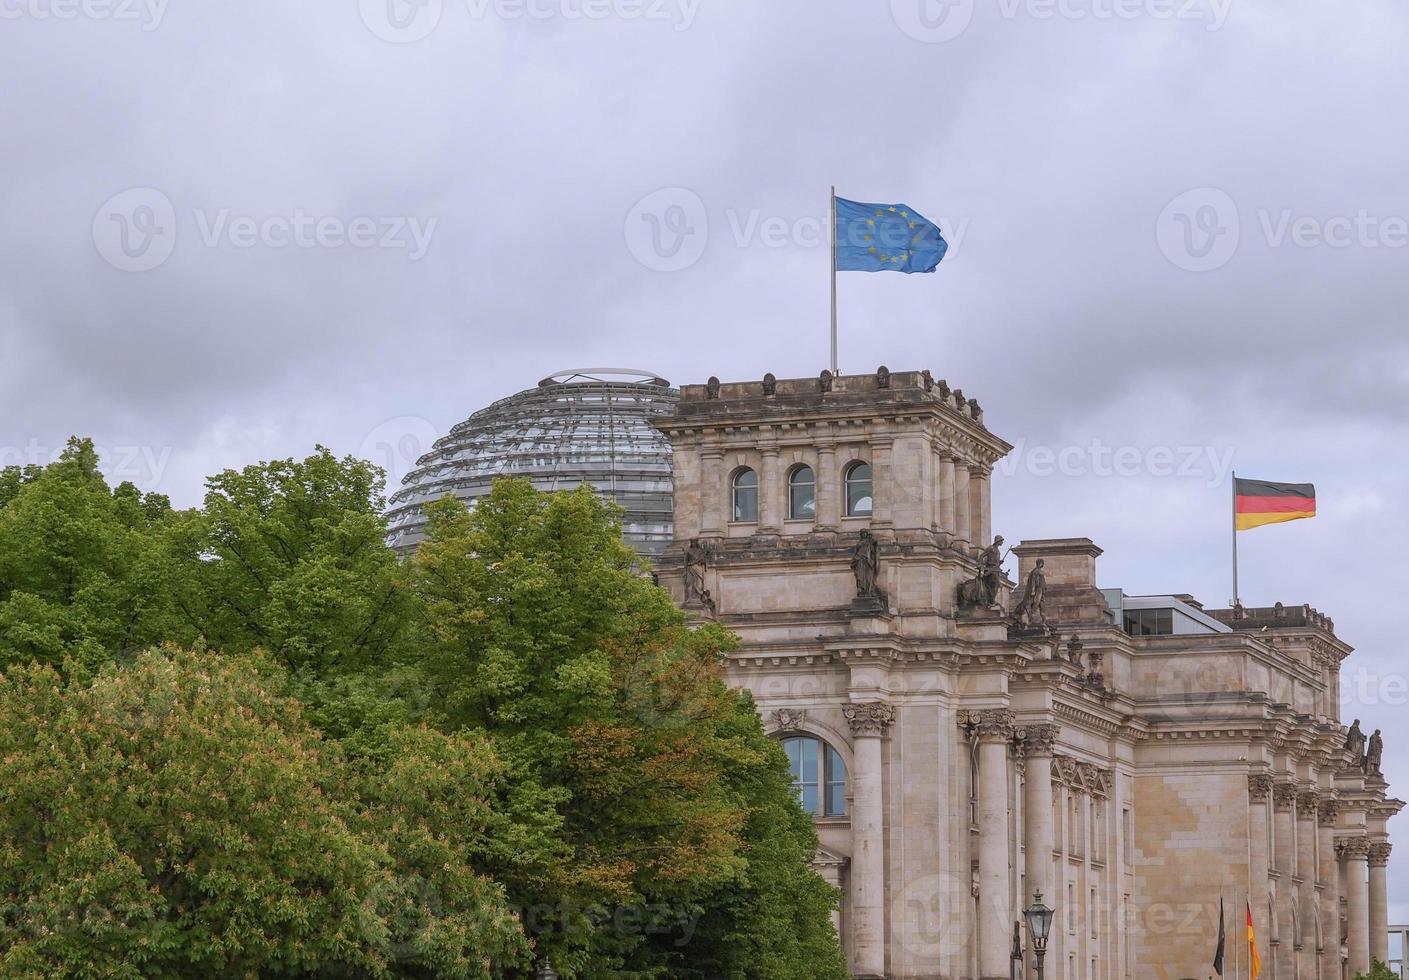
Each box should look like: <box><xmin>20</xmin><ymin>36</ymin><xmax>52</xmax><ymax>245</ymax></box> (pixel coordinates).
<box><xmin>408</xmin><ymin>480</ymin><xmax>847</xmax><ymax>979</ymax></box>
<box><xmin>0</xmin><ymin>647</ymin><xmax>532</xmax><ymax>979</ymax></box>
<box><xmin>172</xmin><ymin>447</ymin><xmax>413</xmax><ymax>674</ymax></box>
<box><xmin>0</xmin><ymin>439</ymin><xmax>189</xmax><ymax>676</ymax></box>
<box><xmin>1353</xmin><ymin>960</ymin><xmax>1398</xmax><ymax>980</ymax></box>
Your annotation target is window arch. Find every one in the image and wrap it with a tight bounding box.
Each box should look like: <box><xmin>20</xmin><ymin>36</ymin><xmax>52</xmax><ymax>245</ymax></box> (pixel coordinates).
<box><xmin>787</xmin><ymin>465</ymin><xmax>816</xmax><ymax>520</ymax></box>
<box><xmin>731</xmin><ymin>467</ymin><xmax>758</xmax><ymax>523</ymax></box>
<box><xmin>781</xmin><ymin>734</ymin><xmax>848</xmax><ymax>817</ymax></box>
<box><xmin>844</xmin><ymin>461</ymin><xmax>873</xmax><ymax>517</ymax></box>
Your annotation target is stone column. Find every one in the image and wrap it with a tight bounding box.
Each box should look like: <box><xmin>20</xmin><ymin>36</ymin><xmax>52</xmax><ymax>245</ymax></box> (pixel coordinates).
<box><xmin>954</xmin><ymin>462</ymin><xmax>972</xmax><ymax>545</ymax></box>
<box><xmin>1318</xmin><ymin>797</ymin><xmax>1342</xmax><ymax>979</ymax></box>
<box><xmin>1296</xmin><ymin>789</ymin><xmax>1319</xmax><ymax>977</ymax></box>
<box><xmin>1369</xmin><ymin>842</ymin><xmax>1392</xmax><ymax>966</ymax></box>
<box><xmin>843</xmin><ymin>702</ymin><xmax>895</xmax><ymax>979</ymax></box>
<box><xmin>971</xmin><ymin>465</ymin><xmax>992</xmax><ymax>548</ymax></box>
<box><xmin>937</xmin><ymin>452</ymin><xmax>957</xmax><ymax>537</ymax></box>
<box><xmin>1247</xmin><ymin>776</ymin><xmax>1273</xmax><ymax>979</ymax></box>
<box><xmin>700</xmin><ymin>449</ymin><xmax>725</xmax><ymax>536</ymax></box>
<box><xmin>816</xmin><ymin>442</ymin><xmax>838</xmax><ymax>531</ymax></box>
<box><xmin>1272</xmin><ymin>783</ymin><xmax>1297</xmax><ymax>979</ymax></box>
<box><xmin>1338</xmin><ymin>837</ymin><xmax>1371</xmax><ymax>976</ymax></box>
<box><xmin>1017</xmin><ymin>724</ymin><xmax>1059</xmax><ymax>908</ymax></box>
<box><xmin>967</xmin><ymin>709</ymin><xmax>1015</xmax><ymax>980</ymax></box>
<box><xmin>758</xmin><ymin>447</ymin><xmax>781</xmax><ymax>532</ymax></box>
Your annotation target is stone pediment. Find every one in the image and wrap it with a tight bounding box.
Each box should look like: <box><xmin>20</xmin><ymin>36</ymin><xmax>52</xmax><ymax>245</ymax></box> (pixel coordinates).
<box><xmin>812</xmin><ymin>845</ymin><xmax>848</xmax><ymax>869</ymax></box>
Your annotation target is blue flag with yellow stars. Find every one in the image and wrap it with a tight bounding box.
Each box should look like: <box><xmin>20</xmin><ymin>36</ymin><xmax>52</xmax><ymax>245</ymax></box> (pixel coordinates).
<box><xmin>835</xmin><ymin>197</ymin><xmax>948</xmax><ymax>273</ymax></box>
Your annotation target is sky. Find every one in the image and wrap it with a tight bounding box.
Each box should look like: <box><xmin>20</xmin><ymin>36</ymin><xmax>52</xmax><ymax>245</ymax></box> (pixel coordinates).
<box><xmin>3</xmin><ymin>0</ymin><xmax>1408</xmax><ymax>927</ymax></box>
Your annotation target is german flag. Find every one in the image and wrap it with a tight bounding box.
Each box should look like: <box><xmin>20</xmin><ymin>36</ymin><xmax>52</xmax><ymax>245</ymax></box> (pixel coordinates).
<box><xmin>1247</xmin><ymin>901</ymin><xmax>1262</xmax><ymax>979</ymax></box>
<box><xmin>1235</xmin><ymin>478</ymin><xmax>1316</xmax><ymax>532</ymax></box>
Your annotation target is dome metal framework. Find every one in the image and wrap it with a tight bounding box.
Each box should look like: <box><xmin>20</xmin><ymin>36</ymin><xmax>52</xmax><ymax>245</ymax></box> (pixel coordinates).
<box><xmin>385</xmin><ymin>369</ymin><xmax>678</xmax><ymax>559</ymax></box>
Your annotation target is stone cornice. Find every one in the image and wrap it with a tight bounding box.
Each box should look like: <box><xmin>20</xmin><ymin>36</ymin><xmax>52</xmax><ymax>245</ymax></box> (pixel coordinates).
<box><xmin>844</xmin><ymin>702</ymin><xmax>896</xmax><ymax>738</ymax></box>
<box><xmin>960</xmin><ymin>708</ymin><xmax>1016</xmax><ymax>742</ymax></box>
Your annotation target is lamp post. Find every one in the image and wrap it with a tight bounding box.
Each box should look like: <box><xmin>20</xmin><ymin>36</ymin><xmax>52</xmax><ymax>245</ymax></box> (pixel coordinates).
<box><xmin>1010</xmin><ymin>920</ymin><xmax>1024</xmax><ymax>980</ymax></box>
<box><xmin>1023</xmin><ymin>891</ymin><xmax>1056</xmax><ymax>980</ymax></box>
<box><xmin>535</xmin><ymin>961</ymin><xmax>559</xmax><ymax>980</ymax></box>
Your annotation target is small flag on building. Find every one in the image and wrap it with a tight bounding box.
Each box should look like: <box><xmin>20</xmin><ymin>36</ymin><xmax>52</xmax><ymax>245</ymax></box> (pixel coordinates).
<box><xmin>1213</xmin><ymin>896</ymin><xmax>1225</xmax><ymax>976</ymax></box>
<box><xmin>1247</xmin><ymin>901</ymin><xmax>1262</xmax><ymax>980</ymax></box>
<box><xmin>1234</xmin><ymin>478</ymin><xmax>1317</xmax><ymax>531</ymax></box>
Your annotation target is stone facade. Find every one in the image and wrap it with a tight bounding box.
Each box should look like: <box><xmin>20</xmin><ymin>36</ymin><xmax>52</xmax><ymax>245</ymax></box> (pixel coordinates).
<box><xmin>653</xmin><ymin>369</ymin><xmax>1401</xmax><ymax>980</ymax></box>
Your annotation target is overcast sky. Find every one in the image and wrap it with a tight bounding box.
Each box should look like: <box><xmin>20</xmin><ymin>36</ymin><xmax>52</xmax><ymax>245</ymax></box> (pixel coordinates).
<box><xmin>3</xmin><ymin>0</ymin><xmax>1408</xmax><ymax>925</ymax></box>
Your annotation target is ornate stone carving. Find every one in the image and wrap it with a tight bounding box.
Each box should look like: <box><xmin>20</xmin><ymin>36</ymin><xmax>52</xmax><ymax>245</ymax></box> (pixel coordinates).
<box><xmin>844</xmin><ymin>702</ymin><xmax>896</xmax><ymax>738</ymax></box>
<box><xmin>769</xmin><ymin>708</ymin><xmax>807</xmax><ymax>732</ymax></box>
<box><xmin>1248</xmin><ymin>774</ymin><xmax>1274</xmax><ymax>801</ymax></box>
<box><xmin>1015</xmin><ymin>723</ymin><xmax>1060</xmax><ymax>758</ymax></box>
<box><xmin>762</xmin><ymin>372</ymin><xmax>777</xmax><ymax>396</ymax></box>
<box><xmin>1344</xmin><ymin>719</ymin><xmax>1367</xmax><ymax>763</ymax></box>
<box><xmin>876</xmin><ymin>365</ymin><xmax>891</xmax><ymax>389</ymax></box>
<box><xmin>1297</xmin><ymin>788</ymin><xmax>1321</xmax><ymax>814</ymax></box>
<box><xmin>921</xmin><ymin>369</ymin><xmax>934</xmax><ymax>391</ymax></box>
<box><xmin>818</xmin><ymin>369</ymin><xmax>834</xmax><ymax>393</ymax></box>
<box><xmin>1053</xmin><ymin>755</ymin><xmax>1081</xmax><ymax>790</ymax></box>
<box><xmin>706</xmin><ymin>376</ymin><xmax>721</xmax><ymax>399</ymax></box>
<box><xmin>961</xmin><ymin>708</ymin><xmax>1014</xmax><ymax>742</ymax></box>
<box><xmin>1335</xmin><ymin>836</ymin><xmax>1371</xmax><ymax>861</ymax></box>
<box><xmin>1273</xmin><ymin>782</ymin><xmax>1299</xmax><ymax>811</ymax></box>
<box><xmin>1368</xmin><ymin>841</ymin><xmax>1393</xmax><ymax>868</ymax></box>
<box><xmin>1318</xmin><ymin>797</ymin><xmax>1341</xmax><ymax>823</ymax></box>
<box><xmin>937</xmin><ymin>378</ymin><xmax>951</xmax><ymax>401</ymax></box>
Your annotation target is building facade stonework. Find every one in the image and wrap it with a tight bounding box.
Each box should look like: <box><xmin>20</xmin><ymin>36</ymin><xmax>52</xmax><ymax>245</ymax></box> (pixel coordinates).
<box><xmin>653</xmin><ymin>370</ymin><xmax>1401</xmax><ymax>980</ymax></box>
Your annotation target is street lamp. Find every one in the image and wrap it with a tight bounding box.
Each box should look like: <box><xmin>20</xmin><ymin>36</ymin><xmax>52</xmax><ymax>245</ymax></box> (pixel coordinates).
<box><xmin>1023</xmin><ymin>891</ymin><xmax>1056</xmax><ymax>980</ymax></box>
<box><xmin>535</xmin><ymin>961</ymin><xmax>559</xmax><ymax>980</ymax></box>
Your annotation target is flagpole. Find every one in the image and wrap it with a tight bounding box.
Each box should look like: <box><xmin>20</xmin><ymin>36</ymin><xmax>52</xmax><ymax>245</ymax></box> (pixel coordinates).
<box><xmin>830</xmin><ymin>185</ymin><xmax>838</xmax><ymax>375</ymax></box>
<box><xmin>1231</xmin><ymin>469</ymin><xmax>1240</xmax><ymax>608</ymax></box>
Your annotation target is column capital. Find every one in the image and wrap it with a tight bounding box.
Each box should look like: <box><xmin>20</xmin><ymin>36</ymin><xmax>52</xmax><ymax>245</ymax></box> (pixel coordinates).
<box><xmin>1336</xmin><ymin>836</ymin><xmax>1371</xmax><ymax>861</ymax></box>
<box><xmin>844</xmin><ymin>702</ymin><xmax>896</xmax><ymax>738</ymax></box>
<box><xmin>1248</xmin><ymin>773</ymin><xmax>1275</xmax><ymax>801</ymax></box>
<box><xmin>1015</xmin><ymin>723</ymin><xmax>1060</xmax><ymax>757</ymax></box>
<box><xmin>1369</xmin><ymin>841</ymin><xmax>1393</xmax><ymax>868</ymax></box>
<box><xmin>1319</xmin><ymin>796</ymin><xmax>1342</xmax><ymax>823</ymax></box>
<box><xmin>1297</xmin><ymin>788</ymin><xmax>1322</xmax><ymax>815</ymax></box>
<box><xmin>961</xmin><ymin>708</ymin><xmax>1015</xmax><ymax>742</ymax></box>
<box><xmin>1273</xmin><ymin>782</ymin><xmax>1299</xmax><ymax>811</ymax></box>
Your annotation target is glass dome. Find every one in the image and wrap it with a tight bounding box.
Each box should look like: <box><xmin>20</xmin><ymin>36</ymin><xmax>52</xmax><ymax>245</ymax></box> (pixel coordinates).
<box><xmin>385</xmin><ymin>369</ymin><xmax>678</xmax><ymax>559</ymax></box>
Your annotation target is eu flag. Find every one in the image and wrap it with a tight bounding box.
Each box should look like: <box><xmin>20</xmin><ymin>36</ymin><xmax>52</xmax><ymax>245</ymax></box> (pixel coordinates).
<box><xmin>835</xmin><ymin>197</ymin><xmax>948</xmax><ymax>273</ymax></box>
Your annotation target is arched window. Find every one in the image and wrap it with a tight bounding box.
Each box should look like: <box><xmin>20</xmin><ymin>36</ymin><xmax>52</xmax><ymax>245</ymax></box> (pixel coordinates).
<box><xmin>781</xmin><ymin>735</ymin><xmax>847</xmax><ymax>817</ymax></box>
<box><xmin>788</xmin><ymin>465</ymin><xmax>815</xmax><ymax>520</ymax></box>
<box><xmin>731</xmin><ymin>468</ymin><xmax>758</xmax><ymax>523</ymax></box>
<box><xmin>844</xmin><ymin>461</ymin><xmax>873</xmax><ymax>517</ymax></box>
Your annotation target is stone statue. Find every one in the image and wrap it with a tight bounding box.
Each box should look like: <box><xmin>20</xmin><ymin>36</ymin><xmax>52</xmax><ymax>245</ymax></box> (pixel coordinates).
<box><xmin>850</xmin><ymin>530</ymin><xmax>883</xmax><ymax>601</ymax></box>
<box><xmin>1015</xmin><ymin>558</ymin><xmax>1047</xmax><ymax>627</ymax></box>
<box><xmin>977</xmin><ymin>535</ymin><xmax>1004</xmax><ymax>606</ymax></box>
<box><xmin>706</xmin><ymin>376</ymin><xmax>721</xmax><ymax>400</ymax></box>
<box><xmin>937</xmin><ymin>379</ymin><xmax>951</xmax><ymax>401</ymax></box>
<box><xmin>818</xmin><ymin>369</ymin><xmax>834</xmax><ymax>393</ymax></box>
<box><xmin>1345</xmin><ymin>719</ymin><xmax>1366</xmax><ymax>761</ymax></box>
<box><xmin>921</xmin><ymin>369</ymin><xmax>934</xmax><ymax>391</ymax></box>
<box><xmin>1366</xmin><ymin>729</ymin><xmax>1384</xmax><ymax>777</ymax></box>
<box><xmin>684</xmin><ymin>538</ymin><xmax>715</xmax><ymax>614</ymax></box>
<box><xmin>876</xmin><ymin>365</ymin><xmax>891</xmax><ymax>389</ymax></box>
<box><xmin>958</xmin><ymin>535</ymin><xmax>1004</xmax><ymax>611</ymax></box>
<box><xmin>762</xmin><ymin>372</ymin><xmax>777</xmax><ymax>396</ymax></box>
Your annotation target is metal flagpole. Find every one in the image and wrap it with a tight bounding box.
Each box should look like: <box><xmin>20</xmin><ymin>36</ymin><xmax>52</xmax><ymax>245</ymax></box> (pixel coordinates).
<box><xmin>830</xmin><ymin>185</ymin><xmax>838</xmax><ymax>375</ymax></box>
<box><xmin>1231</xmin><ymin>470</ymin><xmax>1240</xmax><ymax>608</ymax></box>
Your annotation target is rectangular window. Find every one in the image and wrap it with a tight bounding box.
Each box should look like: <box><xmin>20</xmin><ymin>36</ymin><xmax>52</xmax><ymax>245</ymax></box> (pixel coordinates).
<box><xmin>1123</xmin><ymin>607</ymin><xmax>1174</xmax><ymax>636</ymax></box>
